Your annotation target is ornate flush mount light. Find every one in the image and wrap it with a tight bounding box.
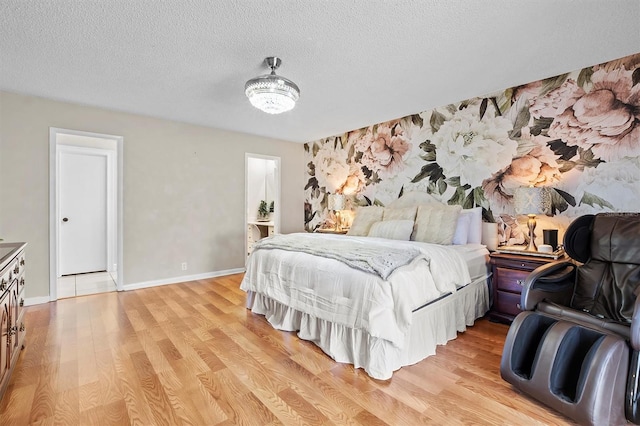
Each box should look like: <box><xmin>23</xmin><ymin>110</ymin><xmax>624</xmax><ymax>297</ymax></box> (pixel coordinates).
<box><xmin>245</xmin><ymin>57</ymin><xmax>300</xmax><ymax>114</ymax></box>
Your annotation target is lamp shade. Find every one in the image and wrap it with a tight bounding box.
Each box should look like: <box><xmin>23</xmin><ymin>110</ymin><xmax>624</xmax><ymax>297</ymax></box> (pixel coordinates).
<box><xmin>245</xmin><ymin>57</ymin><xmax>300</xmax><ymax>114</ymax></box>
<box><xmin>328</xmin><ymin>194</ymin><xmax>345</xmax><ymax>211</ymax></box>
<box><xmin>514</xmin><ymin>186</ymin><xmax>551</xmax><ymax>215</ymax></box>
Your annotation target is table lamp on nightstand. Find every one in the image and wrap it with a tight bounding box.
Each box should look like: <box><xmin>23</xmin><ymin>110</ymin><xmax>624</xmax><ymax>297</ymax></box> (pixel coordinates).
<box><xmin>514</xmin><ymin>186</ymin><xmax>551</xmax><ymax>252</ymax></box>
<box><xmin>328</xmin><ymin>193</ymin><xmax>345</xmax><ymax>231</ymax></box>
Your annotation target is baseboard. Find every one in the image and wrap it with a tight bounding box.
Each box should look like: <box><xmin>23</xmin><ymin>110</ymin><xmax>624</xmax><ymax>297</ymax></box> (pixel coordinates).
<box><xmin>123</xmin><ymin>268</ymin><xmax>245</xmax><ymax>291</ymax></box>
<box><xmin>25</xmin><ymin>295</ymin><xmax>52</xmax><ymax>306</ymax></box>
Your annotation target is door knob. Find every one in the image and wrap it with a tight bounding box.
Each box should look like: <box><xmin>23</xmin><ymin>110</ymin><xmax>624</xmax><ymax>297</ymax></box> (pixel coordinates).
<box><xmin>62</xmin><ymin>217</ymin><xmax>69</xmax><ymax>222</ymax></box>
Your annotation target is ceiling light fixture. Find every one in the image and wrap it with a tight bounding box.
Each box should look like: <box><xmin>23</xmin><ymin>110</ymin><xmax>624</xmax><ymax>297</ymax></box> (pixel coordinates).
<box><xmin>245</xmin><ymin>57</ymin><xmax>300</xmax><ymax>114</ymax></box>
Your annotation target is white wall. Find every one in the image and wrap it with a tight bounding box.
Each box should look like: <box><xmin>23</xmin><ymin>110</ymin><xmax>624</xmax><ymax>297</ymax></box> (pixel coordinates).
<box><xmin>0</xmin><ymin>91</ymin><xmax>305</xmax><ymax>299</ymax></box>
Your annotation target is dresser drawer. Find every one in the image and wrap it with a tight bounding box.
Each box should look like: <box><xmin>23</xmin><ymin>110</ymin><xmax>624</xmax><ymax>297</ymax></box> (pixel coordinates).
<box><xmin>495</xmin><ymin>267</ymin><xmax>530</xmax><ymax>292</ymax></box>
<box><xmin>495</xmin><ymin>290</ymin><xmax>522</xmax><ymax>317</ymax></box>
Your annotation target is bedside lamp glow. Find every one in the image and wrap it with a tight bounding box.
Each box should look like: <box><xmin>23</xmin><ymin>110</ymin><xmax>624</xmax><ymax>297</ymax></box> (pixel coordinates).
<box><xmin>514</xmin><ymin>186</ymin><xmax>551</xmax><ymax>251</ymax></box>
<box><xmin>327</xmin><ymin>194</ymin><xmax>345</xmax><ymax>231</ymax></box>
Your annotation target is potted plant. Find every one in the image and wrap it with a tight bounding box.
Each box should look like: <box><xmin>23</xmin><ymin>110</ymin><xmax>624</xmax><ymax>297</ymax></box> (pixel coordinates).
<box><xmin>257</xmin><ymin>200</ymin><xmax>269</xmax><ymax>221</ymax></box>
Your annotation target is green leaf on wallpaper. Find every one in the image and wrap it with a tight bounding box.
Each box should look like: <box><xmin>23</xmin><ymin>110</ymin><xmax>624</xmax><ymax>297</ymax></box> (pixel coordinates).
<box><xmin>577</xmin><ymin>67</ymin><xmax>594</xmax><ymax>88</ymax></box>
<box><xmin>430</xmin><ymin>110</ymin><xmax>446</xmax><ymax>133</ymax></box>
<box><xmin>556</xmin><ymin>159</ymin><xmax>576</xmax><ymax>173</ymax></box>
<box><xmin>473</xmin><ymin>187</ymin><xmax>489</xmax><ymax>209</ymax></box>
<box><xmin>498</xmin><ymin>89</ymin><xmax>513</xmax><ymax>114</ymax></box>
<box><xmin>411</xmin><ymin>162</ymin><xmax>444</xmax><ymax>183</ymax></box>
<box><xmin>411</xmin><ymin>114</ymin><xmax>424</xmax><ymax>128</ymax></box>
<box><xmin>373</xmin><ymin>199</ymin><xmax>385</xmax><ymax>207</ymax></box>
<box><xmin>447</xmin><ymin>186</ymin><xmax>467</xmax><ymax>205</ymax></box>
<box><xmin>549</xmin><ymin>139</ymin><xmax>578</xmax><ymax>160</ymax></box>
<box><xmin>447</xmin><ymin>176</ymin><xmax>461</xmax><ymax>187</ymax></box>
<box><xmin>575</xmin><ymin>148</ymin><xmax>603</xmax><ymax>170</ymax></box>
<box><xmin>437</xmin><ymin>178</ymin><xmax>447</xmax><ymax>195</ymax></box>
<box><xmin>633</xmin><ymin>68</ymin><xmax>640</xmax><ymax>87</ymax></box>
<box><xmin>479</xmin><ymin>98</ymin><xmax>488</xmax><ymax>120</ymax></box>
<box><xmin>347</xmin><ymin>141</ymin><xmax>356</xmax><ymax>159</ymax></box>
<box><xmin>398</xmin><ymin>186</ymin><xmax>404</xmax><ymax>199</ymax></box>
<box><xmin>550</xmin><ymin>190</ymin><xmax>569</xmax><ymax>214</ymax></box>
<box><xmin>509</xmin><ymin>106</ymin><xmax>530</xmax><ymax>139</ymax></box>
<box><xmin>304</xmin><ymin>177</ymin><xmax>319</xmax><ymax>191</ymax></box>
<box><xmin>304</xmin><ymin>143</ymin><xmax>309</xmax><ymax>153</ymax></box>
<box><xmin>312</xmin><ymin>142</ymin><xmax>320</xmax><ymax>157</ymax></box>
<box><xmin>554</xmin><ymin>188</ymin><xmax>576</xmax><ymax>207</ymax></box>
<box><xmin>461</xmin><ymin>190</ymin><xmax>475</xmax><ymax>209</ymax></box>
<box><xmin>580</xmin><ymin>192</ymin><xmax>614</xmax><ymax>209</ymax></box>
<box><xmin>363</xmin><ymin>195</ymin><xmax>372</xmax><ymax>206</ymax></box>
<box><xmin>530</xmin><ymin>117</ymin><xmax>554</xmax><ymax>136</ymax></box>
<box><xmin>490</xmin><ymin>97</ymin><xmax>502</xmax><ymax>117</ymax></box>
<box><xmin>539</xmin><ymin>73</ymin><xmax>569</xmax><ymax>97</ymax></box>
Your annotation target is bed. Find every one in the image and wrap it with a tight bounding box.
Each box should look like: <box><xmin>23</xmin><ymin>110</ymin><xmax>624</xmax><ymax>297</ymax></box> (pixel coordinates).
<box><xmin>240</xmin><ymin>194</ymin><xmax>491</xmax><ymax>380</ymax></box>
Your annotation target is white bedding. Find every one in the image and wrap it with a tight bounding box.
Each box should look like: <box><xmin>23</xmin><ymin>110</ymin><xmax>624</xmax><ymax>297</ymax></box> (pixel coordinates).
<box><xmin>241</xmin><ymin>233</ymin><xmax>474</xmax><ymax>350</ymax></box>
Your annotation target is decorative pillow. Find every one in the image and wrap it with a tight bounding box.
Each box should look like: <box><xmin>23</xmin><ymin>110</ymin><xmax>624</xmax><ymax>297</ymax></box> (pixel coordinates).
<box><xmin>347</xmin><ymin>206</ymin><xmax>384</xmax><ymax>236</ymax></box>
<box><xmin>413</xmin><ymin>204</ymin><xmax>463</xmax><ymax>244</ymax></box>
<box><xmin>452</xmin><ymin>212</ymin><xmax>472</xmax><ymax>245</ymax></box>
<box><xmin>464</xmin><ymin>207</ymin><xmax>483</xmax><ymax>244</ymax></box>
<box><xmin>368</xmin><ymin>220</ymin><xmax>414</xmax><ymax>241</ymax></box>
<box><xmin>383</xmin><ymin>207</ymin><xmax>417</xmax><ymax>221</ymax></box>
<box><xmin>386</xmin><ymin>191</ymin><xmax>439</xmax><ymax>209</ymax></box>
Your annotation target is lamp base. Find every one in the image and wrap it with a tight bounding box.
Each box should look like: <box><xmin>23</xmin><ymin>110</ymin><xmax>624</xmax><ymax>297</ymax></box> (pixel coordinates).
<box><xmin>525</xmin><ymin>213</ymin><xmax>538</xmax><ymax>251</ymax></box>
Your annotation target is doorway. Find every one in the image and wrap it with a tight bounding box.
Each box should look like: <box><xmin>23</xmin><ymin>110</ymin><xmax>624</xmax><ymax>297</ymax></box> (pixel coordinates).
<box><xmin>49</xmin><ymin>128</ymin><xmax>124</xmax><ymax>300</ymax></box>
<box><xmin>245</xmin><ymin>154</ymin><xmax>280</xmax><ymax>259</ymax></box>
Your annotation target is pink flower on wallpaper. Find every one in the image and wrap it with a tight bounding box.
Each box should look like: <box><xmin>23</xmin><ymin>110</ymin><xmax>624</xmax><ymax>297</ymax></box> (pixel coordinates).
<box><xmin>353</xmin><ymin>122</ymin><xmax>410</xmax><ymax>178</ymax></box>
<box><xmin>483</xmin><ymin>129</ymin><xmax>561</xmax><ymax>210</ymax></box>
<box><xmin>545</xmin><ymin>69</ymin><xmax>640</xmax><ymax>162</ymax></box>
<box><xmin>340</xmin><ymin>164</ymin><xmax>366</xmax><ymax>195</ymax></box>
<box><xmin>529</xmin><ymin>79</ymin><xmax>585</xmax><ymax>120</ymax></box>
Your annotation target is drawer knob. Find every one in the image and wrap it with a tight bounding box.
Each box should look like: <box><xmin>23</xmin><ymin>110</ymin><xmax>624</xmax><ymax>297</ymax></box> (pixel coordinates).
<box><xmin>20</xmin><ymin>259</ymin><xmax>25</xmax><ymax>266</ymax></box>
<box><xmin>521</xmin><ymin>263</ymin><xmax>525</xmax><ymax>267</ymax></box>
<box><xmin>517</xmin><ymin>279</ymin><xmax>525</xmax><ymax>286</ymax></box>
<box><xmin>14</xmin><ymin>265</ymin><xmax>20</xmax><ymax>274</ymax></box>
<box><xmin>20</xmin><ymin>278</ymin><xmax>25</xmax><ymax>286</ymax></box>
<box><xmin>19</xmin><ymin>298</ymin><xmax>24</xmax><ymax>307</ymax></box>
<box><xmin>19</xmin><ymin>323</ymin><xmax>25</xmax><ymax>332</ymax></box>
<box><xmin>517</xmin><ymin>303</ymin><xmax>521</xmax><ymax>309</ymax></box>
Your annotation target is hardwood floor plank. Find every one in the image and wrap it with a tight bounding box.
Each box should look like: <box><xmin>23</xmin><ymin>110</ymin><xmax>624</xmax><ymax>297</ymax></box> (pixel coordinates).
<box><xmin>1</xmin><ymin>273</ymin><xmax>581</xmax><ymax>425</ymax></box>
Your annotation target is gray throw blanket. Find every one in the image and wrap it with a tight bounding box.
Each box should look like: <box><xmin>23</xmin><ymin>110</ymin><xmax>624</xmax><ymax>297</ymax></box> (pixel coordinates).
<box><xmin>253</xmin><ymin>233</ymin><xmax>422</xmax><ymax>280</ymax></box>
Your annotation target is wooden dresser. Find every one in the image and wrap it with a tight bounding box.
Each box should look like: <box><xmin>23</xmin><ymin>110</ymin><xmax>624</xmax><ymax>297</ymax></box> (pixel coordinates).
<box><xmin>0</xmin><ymin>242</ymin><xmax>27</xmax><ymax>400</ymax></box>
<box><xmin>489</xmin><ymin>251</ymin><xmax>559</xmax><ymax>324</ymax></box>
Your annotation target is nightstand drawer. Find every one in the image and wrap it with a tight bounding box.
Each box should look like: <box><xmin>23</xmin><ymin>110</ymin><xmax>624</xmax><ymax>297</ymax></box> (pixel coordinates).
<box><xmin>495</xmin><ymin>290</ymin><xmax>522</xmax><ymax>317</ymax></box>
<box><xmin>495</xmin><ymin>267</ymin><xmax>530</xmax><ymax>292</ymax></box>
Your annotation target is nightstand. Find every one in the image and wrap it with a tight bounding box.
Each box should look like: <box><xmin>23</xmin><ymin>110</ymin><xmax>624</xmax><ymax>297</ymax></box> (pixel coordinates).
<box><xmin>489</xmin><ymin>252</ymin><xmax>562</xmax><ymax>324</ymax></box>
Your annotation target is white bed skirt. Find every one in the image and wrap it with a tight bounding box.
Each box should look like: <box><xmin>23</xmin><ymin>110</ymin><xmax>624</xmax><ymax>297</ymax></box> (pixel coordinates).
<box><xmin>245</xmin><ymin>277</ymin><xmax>490</xmax><ymax>380</ymax></box>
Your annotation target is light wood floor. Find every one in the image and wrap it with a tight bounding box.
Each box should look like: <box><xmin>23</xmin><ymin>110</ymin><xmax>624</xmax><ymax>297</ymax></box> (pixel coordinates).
<box><xmin>0</xmin><ymin>273</ymin><xmax>577</xmax><ymax>425</ymax></box>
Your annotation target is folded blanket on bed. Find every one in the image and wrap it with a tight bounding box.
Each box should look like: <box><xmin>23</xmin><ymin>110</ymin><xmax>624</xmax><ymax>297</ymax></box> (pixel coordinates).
<box><xmin>253</xmin><ymin>233</ymin><xmax>421</xmax><ymax>280</ymax></box>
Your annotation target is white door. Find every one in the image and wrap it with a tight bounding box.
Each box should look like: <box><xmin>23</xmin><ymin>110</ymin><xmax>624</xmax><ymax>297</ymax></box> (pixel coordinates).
<box><xmin>59</xmin><ymin>151</ymin><xmax>108</xmax><ymax>275</ymax></box>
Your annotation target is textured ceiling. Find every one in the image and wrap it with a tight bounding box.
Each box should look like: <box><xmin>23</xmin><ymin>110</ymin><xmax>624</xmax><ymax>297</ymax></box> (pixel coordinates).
<box><xmin>1</xmin><ymin>1</ymin><xmax>639</xmax><ymax>143</ymax></box>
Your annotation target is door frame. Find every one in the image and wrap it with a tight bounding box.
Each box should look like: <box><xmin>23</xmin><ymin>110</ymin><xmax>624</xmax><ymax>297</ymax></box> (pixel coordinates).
<box><xmin>245</xmin><ymin>153</ymin><xmax>281</xmax><ymax>260</ymax></box>
<box><xmin>49</xmin><ymin>128</ymin><xmax>124</xmax><ymax>300</ymax></box>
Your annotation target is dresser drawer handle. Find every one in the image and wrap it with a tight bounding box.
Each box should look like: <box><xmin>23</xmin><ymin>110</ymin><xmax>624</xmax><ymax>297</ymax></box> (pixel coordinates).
<box><xmin>517</xmin><ymin>303</ymin><xmax>521</xmax><ymax>309</ymax></box>
<box><xmin>14</xmin><ymin>265</ymin><xmax>20</xmax><ymax>274</ymax></box>
<box><xmin>20</xmin><ymin>298</ymin><xmax>24</xmax><ymax>307</ymax></box>
<box><xmin>19</xmin><ymin>323</ymin><xmax>25</xmax><ymax>332</ymax></box>
<box><xmin>516</xmin><ymin>279</ymin><xmax>525</xmax><ymax>286</ymax></box>
<box><xmin>20</xmin><ymin>278</ymin><xmax>25</xmax><ymax>286</ymax></box>
<box><xmin>521</xmin><ymin>263</ymin><xmax>525</xmax><ymax>267</ymax></box>
<box><xmin>8</xmin><ymin>325</ymin><xmax>17</xmax><ymax>336</ymax></box>
<box><xmin>20</xmin><ymin>258</ymin><xmax>25</xmax><ymax>266</ymax></box>
<box><xmin>0</xmin><ymin>279</ymin><xmax>5</xmax><ymax>291</ymax></box>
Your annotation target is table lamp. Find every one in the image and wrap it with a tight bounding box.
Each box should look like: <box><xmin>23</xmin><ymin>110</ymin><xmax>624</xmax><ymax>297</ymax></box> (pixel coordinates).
<box><xmin>328</xmin><ymin>193</ymin><xmax>345</xmax><ymax>231</ymax></box>
<box><xmin>514</xmin><ymin>186</ymin><xmax>551</xmax><ymax>251</ymax></box>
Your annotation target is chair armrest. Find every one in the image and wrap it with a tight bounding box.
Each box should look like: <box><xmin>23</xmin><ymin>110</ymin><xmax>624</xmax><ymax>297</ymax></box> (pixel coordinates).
<box><xmin>521</xmin><ymin>261</ymin><xmax>576</xmax><ymax>311</ymax></box>
<box><xmin>631</xmin><ymin>295</ymin><xmax>640</xmax><ymax>351</ymax></box>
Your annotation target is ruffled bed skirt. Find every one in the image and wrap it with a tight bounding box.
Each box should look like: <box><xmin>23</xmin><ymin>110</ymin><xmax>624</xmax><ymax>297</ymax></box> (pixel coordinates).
<box><xmin>245</xmin><ymin>277</ymin><xmax>490</xmax><ymax>380</ymax></box>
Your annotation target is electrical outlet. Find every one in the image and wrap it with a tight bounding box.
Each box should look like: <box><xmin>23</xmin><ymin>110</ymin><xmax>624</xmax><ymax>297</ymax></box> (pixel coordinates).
<box><xmin>181</xmin><ymin>262</ymin><xmax>187</xmax><ymax>271</ymax></box>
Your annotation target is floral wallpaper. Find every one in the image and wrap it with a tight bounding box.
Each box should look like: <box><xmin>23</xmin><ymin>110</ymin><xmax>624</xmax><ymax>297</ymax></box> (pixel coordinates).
<box><xmin>304</xmin><ymin>52</ymin><xmax>640</xmax><ymax>233</ymax></box>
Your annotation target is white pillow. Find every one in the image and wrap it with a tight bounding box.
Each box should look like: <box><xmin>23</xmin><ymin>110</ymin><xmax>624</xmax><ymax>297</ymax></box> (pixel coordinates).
<box><xmin>386</xmin><ymin>191</ymin><xmax>439</xmax><ymax>209</ymax></box>
<box><xmin>383</xmin><ymin>207</ymin><xmax>417</xmax><ymax>221</ymax></box>
<box><xmin>368</xmin><ymin>220</ymin><xmax>414</xmax><ymax>241</ymax></box>
<box><xmin>412</xmin><ymin>204</ymin><xmax>462</xmax><ymax>244</ymax></box>
<box><xmin>452</xmin><ymin>212</ymin><xmax>472</xmax><ymax>245</ymax></box>
<box><xmin>464</xmin><ymin>207</ymin><xmax>483</xmax><ymax>244</ymax></box>
<box><xmin>347</xmin><ymin>206</ymin><xmax>384</xmax><ymax>236</ymax></box>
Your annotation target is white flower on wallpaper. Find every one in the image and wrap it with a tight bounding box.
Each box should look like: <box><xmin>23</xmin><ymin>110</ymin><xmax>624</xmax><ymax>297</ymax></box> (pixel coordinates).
<box><xmin>303</xmin><ymin>52</ymin><xmax>640</xmax><ymax>231</ymax></box>
<box><xmin>430</xmin><ymin>107</ymin><xmax>517</xmax><ymax>188</ymax></box>
<box><xmin>313</xmin><ymin>137</ymin><xmax>350</xmax><ymax>193</ymax></box>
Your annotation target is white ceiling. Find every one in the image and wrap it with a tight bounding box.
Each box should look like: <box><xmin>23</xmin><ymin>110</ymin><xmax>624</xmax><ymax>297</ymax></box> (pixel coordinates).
<box><xmin>1</xmin><ymin>1</ymin><xmax>639</xmax><ymax>143</ymax></box>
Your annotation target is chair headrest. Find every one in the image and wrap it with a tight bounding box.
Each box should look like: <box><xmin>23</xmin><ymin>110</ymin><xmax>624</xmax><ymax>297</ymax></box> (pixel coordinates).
<box><xmin>563</xmin><ymin>214</ymin><xmax>595</xmax><ymax>263</ymax></box>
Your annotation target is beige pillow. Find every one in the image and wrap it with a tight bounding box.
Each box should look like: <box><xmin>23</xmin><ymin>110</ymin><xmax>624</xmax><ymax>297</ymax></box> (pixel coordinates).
<box><xmin>383</xmin><ymin>207</ymin><xmax>417</xmax><ymax>221</ymax></box>
<box><xmin>347</xmin><ymin>206</ymin><xmax>384</xmax><ymax>236</ymax></box>
<box><xmin>413</xmin><ymin>204</ymin><xmax>463</xmax><ymax>244</ymax></box>
<box><xmin>387</xmin><ymin>191</ymin><xmax>439</xmax><ymax>209</ymax></box>
<box><xmin>368</xmin><ymin>220</ymin><xmax>414</xmax><ymax>240</ymax></box>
